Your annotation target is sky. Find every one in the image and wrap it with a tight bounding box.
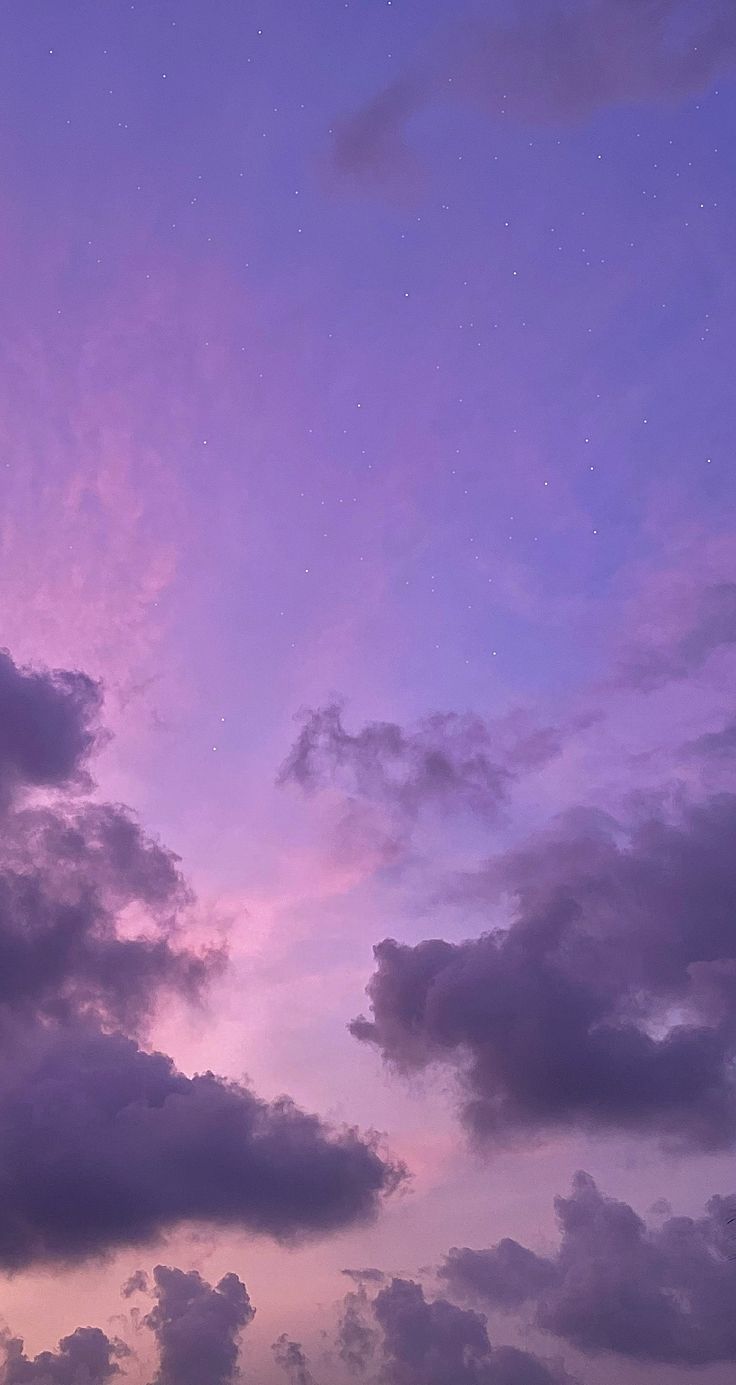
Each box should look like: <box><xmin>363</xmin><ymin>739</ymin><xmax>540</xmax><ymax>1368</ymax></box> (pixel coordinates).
<box><xmin>0</xmin><ymin>2</ymin><xmax>735</xmax><ymax>1383</ymax></box>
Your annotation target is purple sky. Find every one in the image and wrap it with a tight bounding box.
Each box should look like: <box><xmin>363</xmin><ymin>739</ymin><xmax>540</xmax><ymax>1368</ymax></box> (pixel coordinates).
<box><xmin>1</xmin><ymin>3</ymin><xmax>736</xmax><ymax>1384</ymax></box>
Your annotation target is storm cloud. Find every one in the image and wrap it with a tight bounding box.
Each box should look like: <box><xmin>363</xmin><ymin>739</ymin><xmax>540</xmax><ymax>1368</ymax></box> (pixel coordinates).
<box><xmin>351</xmin><ymin>793</ymin><xmax>736</xmax><ymax>1148</ymax></box>
<box><xmin>333</xmin><ymin>0</ymin><xmax>736</xmax><ymax>186</ymax></box>
<box><xmin>440</xmin><ymin>1172</ymin><xmax>736</xmax><ymax>1365</ymax></box>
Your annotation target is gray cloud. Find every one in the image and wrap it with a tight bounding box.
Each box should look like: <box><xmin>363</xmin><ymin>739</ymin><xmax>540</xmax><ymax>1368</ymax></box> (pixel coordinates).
<box><xmin>1</xmin><ymin>1327</ymin><xmax>127</xmax><ymax>1385</ymax></box>
<box><xmin>441</xmin><ymin>1172</ymin><xmax>736</xmax><ymax>1365</ymax></box>
<box><xmin>145</xmin><ymin>1265</ymin><xmax>254</xmax><ymax>1385</ymax></box>
<box><xmin>370</xmin><ymin>1277</ymin><xmax>575</xmax><ymax>1385</ymax></box>
<box><xmin>0</xmin><ymin>648</ymin><xmax>102</xmax><ymax>807</ymax></box>
<box><xmin>0</xmin><ymin>1019</ymin><xmax>404</xmax><ymax>1269</ymax></box>
<box><xmin>351</xmin><ymin>793</ymin><xmax>736</xmax><ymax>1148</ymax></box>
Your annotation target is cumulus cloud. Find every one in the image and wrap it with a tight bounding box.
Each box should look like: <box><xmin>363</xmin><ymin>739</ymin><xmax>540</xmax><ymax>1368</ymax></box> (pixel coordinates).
<box><xmin>0</xmin><ymin>800</ymin><xmax>221</xmax><ymax>1031</ymax></box>
<box><xmin>145</xmin><ymin>1265</ymin><xmax>254</xmax><ymax>1385</ymax></box>
<box><xmin>367</xmin><ymin>1277</ymin><xmax>574</xmax><ymax>1385</ymax></box>
<box><xmin>273</xmin><ymin>1334</ymin><xmax>316</xmax><ymax>1385</ymax></box>
<box><xmin>351</xmin><ymin>793</ymin><xmax>736</xmax><ymax>1149</ymax></box>
<box><xmin>0</xmin><ymin>648</ymin><xmax>102</xmax><ymax>807</ymax></box>
<box><xmin>0</xmin><ymin>1020</ymin><xmax>403</xmax><ymax>1269</ymax></box>
<box><xmin>1</xmin><ymin>1327</ymin><xmax>127</xmax><ymax>1385</ymax></box>
<box><xmin>440</xmin><ymin>1172</ymin><xmax>736</xmax><ymax>1365</ymax></box>
<box><xmin>0</xmin><ymin>649</ymin><xmax>403</xmax><ymax>1267</ymax></box>
<box><xmin>333</xmin><ymin>0</ymin><xmax>736</xmax><ymax>187</ymax></box>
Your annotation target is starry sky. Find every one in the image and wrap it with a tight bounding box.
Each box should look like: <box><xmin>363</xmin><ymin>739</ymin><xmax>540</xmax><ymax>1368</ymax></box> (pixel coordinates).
<box><xmin>1</xmin><ymin>3</ymin><xmax>736</xmax><ymax>1384</ymax></box>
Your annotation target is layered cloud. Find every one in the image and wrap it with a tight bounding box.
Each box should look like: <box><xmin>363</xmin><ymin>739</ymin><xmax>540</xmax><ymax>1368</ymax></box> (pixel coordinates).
<box><xmin>351</xmin><ymin>792</ymin><xmax>736</xmax><ymax>1148</ymax></box>
<box><xmin>333</xmin><ymin>0</ymin><xmax>736</xmax><ymax>186</ymax></box>
<box><xmin>0</xmin><ymin>650</ymin><xmax>403</xmax><ymax>1269</ymax></box>
<box><xmin>440</xmin><ymin>1172</ymin><xmax>736</xmax><ymax>1366</ymax></box>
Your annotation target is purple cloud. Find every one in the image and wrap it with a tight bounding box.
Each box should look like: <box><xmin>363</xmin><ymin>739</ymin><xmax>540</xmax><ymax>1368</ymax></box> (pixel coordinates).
<box><xmin>144</xmin><ymin>1265</ymin><xmax>254</xmax><ymax>1385</ymax></box>
<box><xmin>368</xmin><ymin>1277</ymin><xmax>574</xmax><ymax>1385</ymax></box>
<box><xmin>441</xmin><ymin>1172</ymin><xmax>736</xmax><ymax>1365</ymax></box>
<box><xmin>1</xmin><ymin>1328</ymin><xmax>127</xmax><ymax>1385</ymax></box>
<box><xmin>0</xmin><ymin>1019</ymin><xmax>403</xmax><ymax>1269</ymax></box>
<box><xmin>333</xmin><ymin>0</ymin><xmax>736</xmax><ymax>187</ymax></box>
<box><xmin>0</xmin><ymin>649</ymin><xmax>102</xmax><ymax>807</ymax></box>
<box><xmin>273</xmin><ymin>1334</ymin><xmax>316</xmax><ymax>1385</ymax></box>
<box><xmin>351</xmin><ymin>793</ymin><xmax>736</xmax><ymax>1148</ymax></box>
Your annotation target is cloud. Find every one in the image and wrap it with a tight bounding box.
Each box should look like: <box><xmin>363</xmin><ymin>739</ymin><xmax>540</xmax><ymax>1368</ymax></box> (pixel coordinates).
<box><xmin>369</xmin><ymin>1277</ymin><xmax>574</xmax><ymax>1385</ymax></box>
<box><xmin>350</xmin><ymin>792</ymin><xmax>736</xmax><ymax>1149</ymax></box>
<box><xmin>144</xmin><ymin>1265</ymin><xmax>254</xmax><ymax>1385</ymax></box>
<box><xmin>440</xmin><ymin>1172</ymin><xmax>736</xmax><ymax>1365</ymax></box>
<box><xmin>121</xmin><ymin>1270</ymin><xmax>149</xmax><ymax>1299</ymax></box>
<box><xmin>1</xmin><ymin>1327</ymin><xmax>127</xmax><ymax>1385</ymax></box>
<box><xmin>0</xmin><ymin>800</ymin><xmax>221</xmax><ymax>1032</ymax></box>
<box><xmin>0</xmin><ymin>650</ymin><xmax>404</xmax><ymax>1267</ymax></box>
<box><xmin>333</xmin><ymin>0</ymin><xmax>736</xmax><ymax>187</ymax></box>
<box><xmin>273</xmin><ymin>1334</ymin><xmax>316</xmax><ymax>1385</ymax></box>
<box><xmin>337</xmin><ymin>1287</ymin><xmax>378</xmax><ymax>1376</ymax></box>
<box><xmin>685</xmin><ymin>715</ymin><xmax>736</xmax><ymax>760</ymax></box>
<box><xmin>1</xmin><ymin>1265</ymin><xmax>253</xmax><ymax>1385</ymax></box>
<box><xmin>618</xmin><ymin>580</ymin><xmax>736</xmax><ymax>690</ymax></box>
<box><xmin>0</xmin><ymin>1019</ymin><xmax>403</xmax><ymax>1269</ymax></box>
<box><xmin>279</xmin><ymin>703</ymin><xmax>560</xmax><ymax>862</ymax></box>
<box><xmin>0</xmin><ymin>648</ymin><xmax>102</xmax><ymax>807</ymax></box>
<box><xmin>342</xmin><ymin>1268</ymin><xmax>387</xmax><ymax>1285</ymax></box>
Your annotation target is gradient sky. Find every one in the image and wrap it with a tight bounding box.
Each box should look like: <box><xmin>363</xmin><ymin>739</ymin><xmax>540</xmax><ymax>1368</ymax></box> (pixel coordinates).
<box><xmin>1</xmin><ymin>4</ymin><xmax>736</xmax><ymax>1384</ymax></box>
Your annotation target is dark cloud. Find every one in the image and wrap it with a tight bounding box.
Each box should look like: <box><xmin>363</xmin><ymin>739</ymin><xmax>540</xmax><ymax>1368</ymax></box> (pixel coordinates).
<box><xmin>351</xmin><ymin>793</ymin><xmax>736</xmax><ymax>1149</ymax></box>
<box><xmin>1</xmin><ymin>1327</ymin><xmax>127</xmax><ymax>1385</ymax></box>
<box><xmin>0</xmin><ymin>1020</ymin><xmax>403</xmax><ymax>1269</ymax></box>
<box><xmin>333</xmin><ymin>1</ymin><xmax>736</xmax><ymax>187</ymax></box>
<box><xmin>0</xmin><ymin>800</ymin><xmax>220</xmax><ymax>1031</ymax></box>
<box><xmin>273</xmin><ymin>1334</ymin><xmax>316</xmax><ymax>1385</ymax></box>
<box><xmin>619</xmin><ymin>581</ymin><xmax>736</xmax><ymax>690</ymax></box>
<box><xmin>145</xmin><ymin>1265</ymin><xmax>254</xmax><ymax>1385</ymax></box>
<box><xmin>0</xmin><ymin>650</ymin><xmax>404</xmax><ymax>1266</ymax></box>
<box><xmin>0</xmin><ymin>649</ymin><xmax>102</xmax><ymax>806</ymax></box>
<box><xmin>279</xmin><ymin>703</ymin><xmax>560</xmax><ymax>861</ymax></box>
<box><xmin>370</xmin><ymin>1277</ymin><xmax>574</xmax><ymax>1385</ymax></box>
<box><xmin>440</xmin><ymin>1172</ymin><xmax>736</xmax><ymax>1366</ymax></box>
